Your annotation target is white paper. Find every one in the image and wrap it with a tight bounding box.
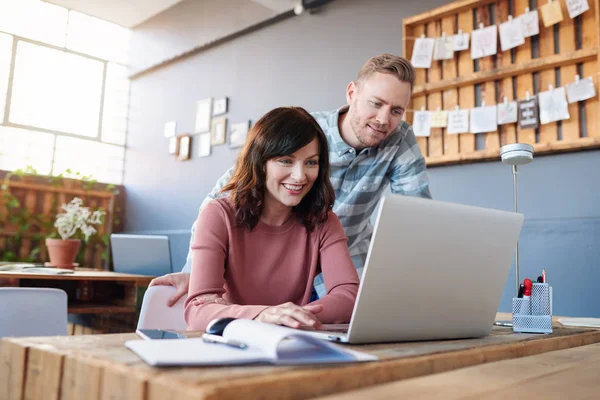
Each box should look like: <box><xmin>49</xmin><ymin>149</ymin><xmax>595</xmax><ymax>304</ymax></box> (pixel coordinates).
<box><xmin>519</xmin><ymin>10</ymin><xmax>540</xmax><ymax>37</ymax></box>
<box><xmin>469</xmin><ymin>105</ymin><xmax>497</xmax><ymax>133</ymax></box>
<box><xmin>412</xmin><ymin>111</ymin><xmax>432</xmax><ymax>137</ymax></box>
<box><xmin>566</xmin><ymin>77</ymin><xmax>597</xmax><ymax>103</ymax></box>
<box><xmin>471</xmin><ymin>25</ymin><xmax>498</xmax><ymax>60</ymax></box>
<box><xmin>163</xmin><ymin>121</ymin><xmax>176</xmax><ymax>138</ymax></box>
<box><xmin>499</xmin><ymin>19</ymin><xmax>525</xmax><ymax>51</ymax></box>
<box><xmin>230</xmin><ymin>121</ymin><xmax>250</xmax><ymax>148</ymax></box>
<box><xmin>411</xmin><ymin>37</ymin><xmax>435</xmax><ymax>68</ymax></box>
<box><xmin>433</xmin><ymin>36</ymin><xmax>454</xmax><ymax>60</ymax></box>
<box><xmin>447</xmin><ymin>109</ymin><xmax>469</xmax><ymax>134</ymax></box>
<box><xmin>194</xmin><ymin>99</ymin><xmax>212</xmax><ymax>133</ymax></box>
<box><xmin>497</xmin><ymin>101</ymin><xmax>518</xmax><ymax>124</ymax></box>
<box><xmin>453</xmin><ymin>33</ymin><xmax>470</xmax><ymax>51</ymax></box>
<box><xmin>430</xmin><ymin>110</ymin><xmax>448</xmax><ymax>128</ymax></box>
<box><xmin>538</xmin><ymin>87</ymin><xmax>570</xmax><ymax>124</ymax></box>
<box><xmin>566</xmin><ymin>0</ymin><xmax>589</xmax><ymax>19</ymax></box>
<box><xmin>197</xmin><ymin>133</ymin><xmax>211</xmax><ymax>157</ymax></box>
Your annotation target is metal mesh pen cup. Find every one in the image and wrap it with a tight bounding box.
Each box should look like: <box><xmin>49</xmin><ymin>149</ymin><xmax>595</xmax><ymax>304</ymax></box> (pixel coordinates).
<box><xmin>512</xmin><ymin>283</ymin><xmax>553</xmax><ymax>334</ymax></box>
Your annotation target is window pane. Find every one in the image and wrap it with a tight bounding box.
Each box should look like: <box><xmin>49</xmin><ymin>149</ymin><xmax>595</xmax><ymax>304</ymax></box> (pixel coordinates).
<box><xmin>0</xmin><ymin>32</ymin><xmax>12</xmax><ymax>121</ymax></box>
<box><xmin>54</xmin><ymin>136</ymin><xmax>124</xmax><ymax>184</ymax></box>
<box><xmin>101</xmin><ymin>63</ymin><xmax>130</xmax><ymax>145</ymax></box>
<box><xmin>9</xmin><ymin>41</ymin><xmax>104</xmax><ymax>137</ymax></box>
<box><xmin>0</xmin><ymin>126</ymin><xmax>54</xmax><ymax>174</ymax></box>
<box><xmin>67</xmin><ymin>11</ymin><xmax>130</xmax><ymax>64</ymax></box>
<box><xmin>0</xmin><ymin>0</ymin><xmax>67</xmax><ymax>47</ymax></box>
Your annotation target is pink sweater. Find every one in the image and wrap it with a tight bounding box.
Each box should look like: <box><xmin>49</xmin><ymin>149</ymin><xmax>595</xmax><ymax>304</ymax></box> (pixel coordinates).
<box><xmin>184</xmin><ymin>198</ymin><xmax>359</xmax><ymax>330</ymax></box>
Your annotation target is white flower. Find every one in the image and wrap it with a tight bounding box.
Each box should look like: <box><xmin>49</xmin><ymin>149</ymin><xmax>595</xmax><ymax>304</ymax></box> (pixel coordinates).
<box><xmin>54</xmin><ymin>197</ymin><xmax>106</xmax><ymax>241</ymax></box>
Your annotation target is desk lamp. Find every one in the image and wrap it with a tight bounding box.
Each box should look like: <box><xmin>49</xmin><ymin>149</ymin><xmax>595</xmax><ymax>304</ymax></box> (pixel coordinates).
<box><xmin>500</xmin><ymin>143</ymin><xmax>534</xmax><ymax>296</ymax></box>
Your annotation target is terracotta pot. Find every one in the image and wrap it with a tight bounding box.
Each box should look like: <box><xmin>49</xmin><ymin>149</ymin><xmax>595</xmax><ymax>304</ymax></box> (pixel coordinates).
<box><xmin>46</xmin><ymin>238</ymin><xmax>81</xmax><ymax>269</ymax></box>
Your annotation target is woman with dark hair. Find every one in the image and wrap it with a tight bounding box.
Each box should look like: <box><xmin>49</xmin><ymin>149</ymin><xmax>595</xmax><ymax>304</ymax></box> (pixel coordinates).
<box><xmin>184</xmin><ymin>107</ymin><xmax>359</xmax><ymax>331</ymax></box>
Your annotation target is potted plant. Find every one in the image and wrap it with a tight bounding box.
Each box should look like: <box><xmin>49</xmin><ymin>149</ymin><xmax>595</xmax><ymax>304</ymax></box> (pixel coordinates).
<box><xmin>46</xmin><ymin>197</ymin><xmax>105</xmax><ymax>269</ymax></box>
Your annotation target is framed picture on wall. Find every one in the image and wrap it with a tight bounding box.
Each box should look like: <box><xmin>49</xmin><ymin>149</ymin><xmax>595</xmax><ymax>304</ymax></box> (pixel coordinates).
<box><xmin>211</xmin><ymin>116</ymin><xmax>227</xmax><ymax>145</ymax></box>
<box><xmin>230</xmin><ymin>120</ymin><xmax>251</xmax><ymax>149</ymax></box>
<box><xmin>197</xmin><ymin>132</ymin><xmax>211</xmax><ymax>157</ymax></box>
<box><xmin>213</xmin><ymin>97</ymin><xmax>229</xmax><ymax>116</ymax></box>
<box><xmin>177</xmin><ymin>134</ymin><xmax>191</xmax><ymax>161</ymax></box>
<box><xmin>194</xmin><ymin>98</ymin><xmax>212</xmax><ymax>133</ymax></box>
<box><xmin>164</xmin><ymin>120</ymin><xmax>177</xmax><ymax>138</ymax></box>
<box><xmin>168</xmin><ymin>136</ymin><xmax>178</xmax><ymax>155</ymax></box>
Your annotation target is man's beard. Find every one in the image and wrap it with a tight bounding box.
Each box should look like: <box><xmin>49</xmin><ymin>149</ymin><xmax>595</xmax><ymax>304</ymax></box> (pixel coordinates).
<box><xmin>350</xmin><ymin>112</ymin><xmax>387</xmax><ymax>148</ymax></box>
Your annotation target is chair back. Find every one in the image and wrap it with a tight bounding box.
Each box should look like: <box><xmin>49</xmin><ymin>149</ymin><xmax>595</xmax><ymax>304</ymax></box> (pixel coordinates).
<box><xmin>0</xmin><ymin>287</ymin><xmax>68</xmax><ymax>338</ymax></box>
<box><xmin>137</xmin><ymin>285</ymin><xmax>187</xmax><ymax>331</ymax></box>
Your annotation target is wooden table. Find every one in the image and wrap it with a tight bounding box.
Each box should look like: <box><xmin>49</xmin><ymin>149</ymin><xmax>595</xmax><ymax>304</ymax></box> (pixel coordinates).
<box><xmin>315</xmin><ymin>342</ymin><xmax>600</xmax><ymax>399</ymax></box>
<box><xmin>1</xmin><ymin>316</ymin><xmax>599</xmax><ymax>400</ymax></box>
<box><xmin>0</xmin><ymin>268</ymin><xmax>153</xmax><ymax>315</ymax></box>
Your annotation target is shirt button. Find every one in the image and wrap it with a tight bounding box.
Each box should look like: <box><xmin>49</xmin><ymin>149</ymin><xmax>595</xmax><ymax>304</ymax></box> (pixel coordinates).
<box><xmin>362</xmin><ymin>186</ymin><xmax>367</xmax><ymax>190</ymax></box>
<box><xmin>350</xmin><ymin>149</ymin><xmax>355</xmax><ymax>153</ymax></box>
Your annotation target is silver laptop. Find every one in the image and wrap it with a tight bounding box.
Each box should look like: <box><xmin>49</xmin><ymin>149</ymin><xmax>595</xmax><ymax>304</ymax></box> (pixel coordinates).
<box><xmin>110</xmin><ymin>234</ymin><xmax>173</xmax><ymax>277</ymax></box>
<box><xmin>309</xmin><ymin>194</ymin><xmax>524</xmax><ymax>344</ymax></box>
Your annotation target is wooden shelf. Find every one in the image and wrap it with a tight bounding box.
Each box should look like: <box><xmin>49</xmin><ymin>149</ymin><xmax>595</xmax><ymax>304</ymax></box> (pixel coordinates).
<box><xmin>67</xmin><ymin>303</ymin><xmax>137</xmax><ymax>314</ymax></box>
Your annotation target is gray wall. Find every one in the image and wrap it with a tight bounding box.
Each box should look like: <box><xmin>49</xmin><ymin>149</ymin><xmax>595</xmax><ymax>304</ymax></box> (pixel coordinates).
<box><xmin>125</xmin><ymin>0</ymin><xmax>600</xmax><ymax>317</ymax></box>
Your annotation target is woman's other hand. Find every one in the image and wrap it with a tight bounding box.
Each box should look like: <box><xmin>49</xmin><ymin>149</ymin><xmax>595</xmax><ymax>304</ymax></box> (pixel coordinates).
<box><xmin>256</xmin><ymin>302</ymin><xmax>323</xmax><ymax>329</ymax></box>
<box><xmin>149</xmin><ymin>272</ymin><xmax>190</xmax><ymax>307</ymax></box>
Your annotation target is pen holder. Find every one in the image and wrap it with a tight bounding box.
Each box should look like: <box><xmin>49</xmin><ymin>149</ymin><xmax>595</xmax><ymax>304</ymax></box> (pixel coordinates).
<box><xmin>512</xmin><ymin>283</ymin><xmax>553</xmax><ymax>334</ymax></box>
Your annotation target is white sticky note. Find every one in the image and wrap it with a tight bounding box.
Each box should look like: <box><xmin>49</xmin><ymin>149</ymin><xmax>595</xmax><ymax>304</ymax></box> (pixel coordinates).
<box><xmin>519</xmin><ymin>10</ymin><xmax>540</xmax><ymax>37</ymax></box>
<box><xmin>411</xmin><ymin>37</ymin><xmax>435</xmax><ymax>68</ymax></box>
<box><xmin>430</xmin><ymin>110</ymin><xmax>448</xmax><ymax>128</ymax></box>
<box><xmin>566</xmin><ymin>0</ymin><xmax>589</xmax><ymax>19</ymax></box>
<box><xmin>447</xmin><ymin>109</ymin><xmax>470</xmax><ymax>134</ymax></box>
<box><xmin>538</xmin><ymin>87</ymin><xmax>570</xmax><ymax>124</ymax></box>
<box><xmin>412</xmin><ymin>111</ymin><xmax>432</xmax><ymax>137</ymax></box>
<box><xmin>497</xmin><ymin>101</ymin><xmax>518</xmax><ymax>124</ymax></box>
<box><xmin>471</xmin><ymin>25</ymin><xmax>498</xmax><ymax>60</ymax></box>
<box><xmin>433</xmin><ymin>36</ymin><xmax>454</xmax><ymax>60</ymax></box>
<box><xmin>566</xmin><ymin>77</ymin><xmax>597</xmax><ymax>103</ymax></box>
<box><xmin>499</xmin><ymin>18</ymin><xmax>525</xmax><ymax>51</ymax></box>
<box><xmin>453</xmin><ymin>33</ymin><xmax>470</xmax><ymax>51</ymax></box>
<box><xmin>470</xmin><ymin>105</ymin><xmax>497</xmax><ymax>133</ymax></box>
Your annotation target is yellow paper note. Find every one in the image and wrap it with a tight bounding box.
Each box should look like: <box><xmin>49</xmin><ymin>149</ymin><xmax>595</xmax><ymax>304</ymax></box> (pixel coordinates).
<box><xmin>540</xmin><ymin>1</ymin><xmax>563</xmax><ymax>27</ymax></box>
<box><xmin>430</xmin><ymin>110</ymin><xmax>448</xmax><ymax>128</ymax></box>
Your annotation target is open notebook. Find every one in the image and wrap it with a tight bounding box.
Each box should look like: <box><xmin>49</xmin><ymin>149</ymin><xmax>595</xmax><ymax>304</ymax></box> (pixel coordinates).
<box><xmin>125</xmin><ymin>319</ymin><xmax>377</xmax><ymax>366</ymax></box>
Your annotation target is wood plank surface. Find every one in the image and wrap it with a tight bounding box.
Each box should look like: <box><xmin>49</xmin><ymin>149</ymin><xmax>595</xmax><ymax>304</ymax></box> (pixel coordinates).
<box><xmin>411</xmin><ymin>48</ymin><xmax>597</xmax><ymax>96</ymax></box>
<box><xmin>441</xmin><ymin>16</ymin><xmax>460</xmax><ymax>157</ymax></box>
<box><xmin>2</xmin><ymin>319</ymin><xmax>600</xmax><ymax>400</ymax></box>
<box><xmin>427</xmin><ymin>21</ymin><xmax>444</xmax><ymax>157</ymax></box>
<box><xmin>0</xmin><ymin>269</ymin><xmax>153</xmax><ymax>283</ymax></box>
<box><xmin>537</xmin><ymin>0</ymin><xmax>558</xmax><ymax>145</ymax></box>
<box><xmin>457</xmin><ymin>9</ymin><xmax>476</xmax><ymax>154</ymax></box>
<box><xmin>495</xmin><ymin>0</ymin><xmax>516</xmax><ymax>146</ymax></box>
<box><xmin>314</xmin><ymin>342</ymin><xmax>600</xmax><ymax>400</ymax></box>
<box><xmin>558</xmin><ymin>0</ymin><xmax>580</xmax><ymax>142</ymax></box>
<box><xmin>514</xmin><ymin>0</ymin><xmax>536</xmax><ymax>145</ymax></box>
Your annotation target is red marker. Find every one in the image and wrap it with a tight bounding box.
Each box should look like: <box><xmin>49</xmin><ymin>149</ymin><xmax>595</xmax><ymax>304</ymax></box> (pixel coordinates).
<box><xmin>523</xmin><ymin>278</ymin><xmax>533</xmax><ymax>299</ymax></box>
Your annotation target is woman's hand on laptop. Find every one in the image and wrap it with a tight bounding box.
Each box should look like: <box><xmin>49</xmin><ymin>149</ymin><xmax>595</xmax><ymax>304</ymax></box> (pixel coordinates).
<box><xmin>256</xmin><ymin>302</ymin><xmax>323</xmax><ymax>329</ymax></box>
<box><xmin>149</xmin><ymin>272</ymin><xmax>190</xmax><ymax>307</ymax></box>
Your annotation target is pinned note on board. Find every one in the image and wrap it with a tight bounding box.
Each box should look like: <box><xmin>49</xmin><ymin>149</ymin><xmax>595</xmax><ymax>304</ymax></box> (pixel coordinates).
<box><xmin>565</xmin><ymin>0</ymin><xmax>589</xmax><ymax>19</ymax></box>
<box><xmin>412</xmin><ymin>110</ymin><xmax>432</xmax><ymax>137</ymax></box>
<box><xmin>447</xmin><ymin>109</ymin><xmax>470</xmax><ymax>134</ymax></box>
<box><xmin>566</xmin><ymin>76</ymin><xmax>596</xmax><ymax>103</ymax></box>
<box><xmin>539</xmin><ymin>87</ymin><xmax>570</xmax><ymax>124</ymax></box>
<box><xmin>519</xmin><ymin>97</ymin><xmax>539</xmax><ymax>129</ymax></box>
<box><xmin>470</xmin><ymin>105</ymin><xmax>497</xmax><ymax>134</ymax></box>
<box><xmin>411</xmin><ymin>37</ymin><xmax>435</xmax><ymax>68</ymax></box>
<box><xmin>540</xmin><ymin>0</ymin><xmax>564</xmax><ymax>27</ymax></box>
<box><xmin>453</xmin><ymin>31</ymin><xmax>470</xmax><ymax>51</ymax></box>
<box><xmin>499</xmin><ymin>17</ymin><xmax>525</xmax><ymax>51</ymax></box>
<box><xmin>433</xmin><ymin>35</ymin><xmax>454</xmax><ymax>60</ymax></box>
<box><xmin>471</xmin><ymin>25</ymin><xmax>498</xmax><ymax>59</ymax></box>
<box><xmin>519</xmin><ymin>9</ymin><xmax>540</xmax><ymax>37</ymax></box>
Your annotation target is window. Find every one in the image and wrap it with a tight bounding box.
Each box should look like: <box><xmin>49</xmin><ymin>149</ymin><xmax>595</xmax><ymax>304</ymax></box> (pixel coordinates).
<box><xmin>0</xmin><ymin>0</ymin><xmax>130</xmax><ymax>185</ymax></box>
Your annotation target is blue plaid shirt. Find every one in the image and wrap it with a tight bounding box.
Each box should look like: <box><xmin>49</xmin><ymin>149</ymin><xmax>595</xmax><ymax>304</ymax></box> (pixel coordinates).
<box><xmin>182</xmin><ymin>106</ymin><xmax>432</xmax><ymax>297</ymax></box>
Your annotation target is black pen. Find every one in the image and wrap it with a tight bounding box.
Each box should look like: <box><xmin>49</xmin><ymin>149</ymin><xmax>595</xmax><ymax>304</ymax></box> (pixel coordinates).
<box><xmin>201</xmin><ymin>333</ymin><xmax>248</xmax><ymax>349</ymax></box>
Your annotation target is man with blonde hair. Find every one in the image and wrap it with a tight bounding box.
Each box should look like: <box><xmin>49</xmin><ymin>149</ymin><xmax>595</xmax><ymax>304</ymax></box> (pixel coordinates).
<box><xmin>151</xmin><ymin>53</ymin><xmax>432</xmax><ymax>306</ymax></box>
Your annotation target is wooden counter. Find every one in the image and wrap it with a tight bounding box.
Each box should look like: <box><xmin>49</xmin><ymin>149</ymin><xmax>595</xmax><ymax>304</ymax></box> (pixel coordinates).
<box><xmin>1</xmin><ymin>317</ymin><xmax>599</xmax><ymax>400</ymax></box>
